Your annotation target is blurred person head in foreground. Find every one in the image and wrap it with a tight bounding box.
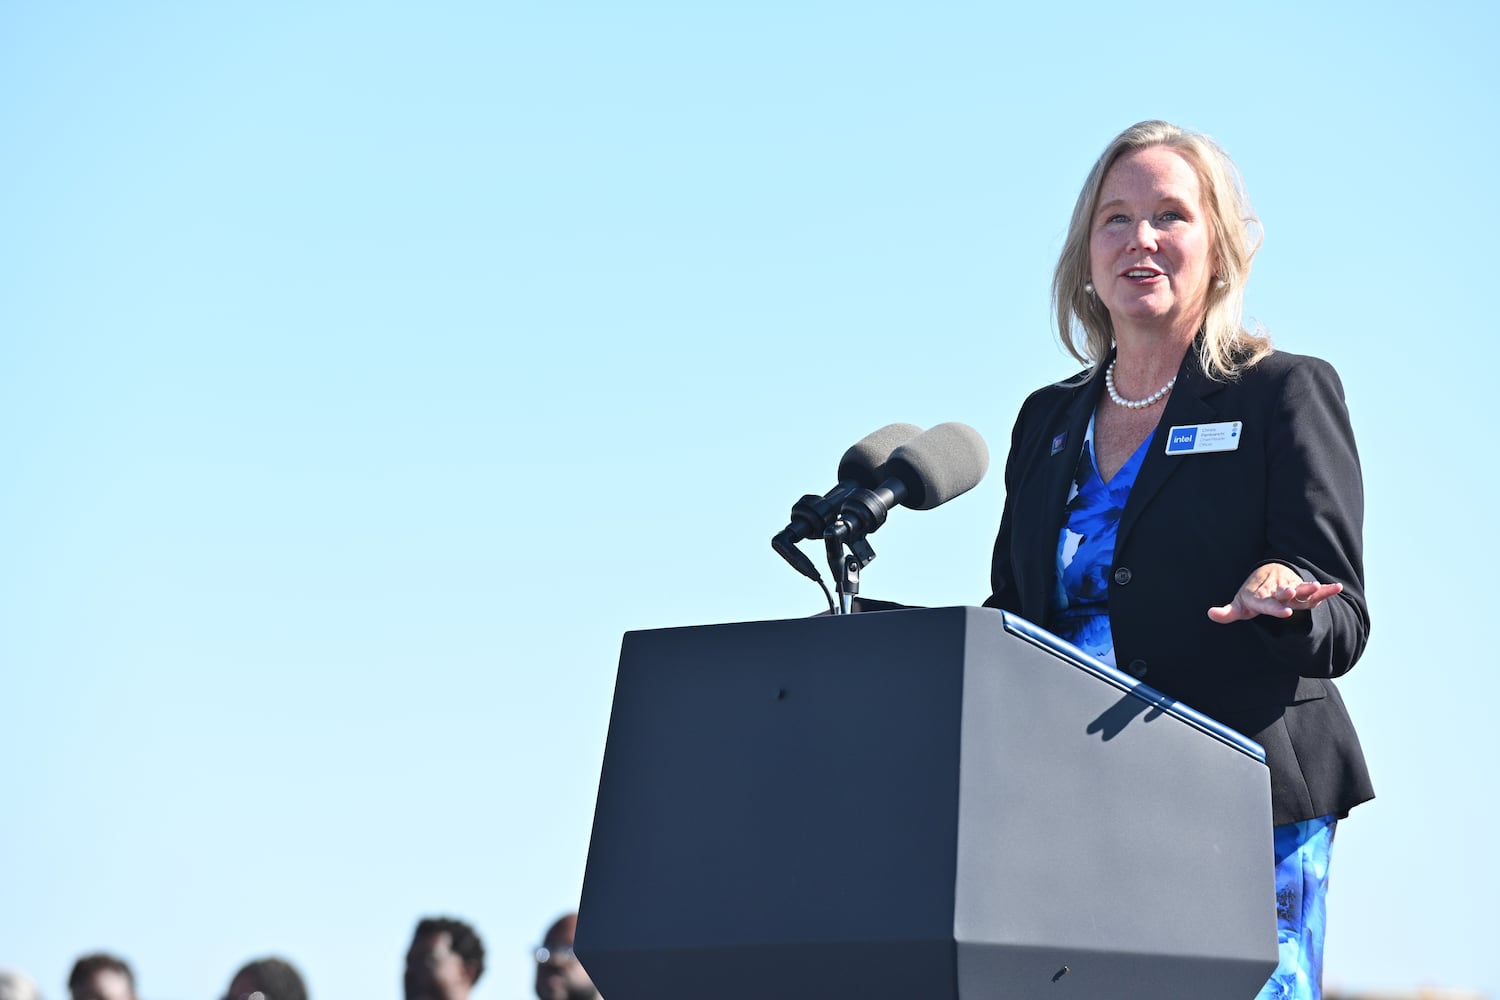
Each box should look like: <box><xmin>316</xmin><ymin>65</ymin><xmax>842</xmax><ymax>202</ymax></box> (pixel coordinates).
<box><xmin>405</xmin><ymin>916</ymin><xmax>485</xmax><ymax>1000</ymax></box>
<box><xmin>223</xmin><ymin>957</ymin><xmax>308</xmax><ymax>1000</ymax></box>
<box><xmin>535</xmin><ymin>912</ymin><xmax>599</xmax><ymax>1000</ymax></box>
<box><xmin>67</xmin><ymin>955</ymin><xmax>136</xmax><ymax>1000</ymax></box>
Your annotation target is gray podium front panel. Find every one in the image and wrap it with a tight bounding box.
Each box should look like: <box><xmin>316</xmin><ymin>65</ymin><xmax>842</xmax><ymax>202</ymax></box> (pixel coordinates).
<box><xmin>578</xmin><ymin>607</ymin><xmax>1276</xmax><ymax>1000</ymax></box>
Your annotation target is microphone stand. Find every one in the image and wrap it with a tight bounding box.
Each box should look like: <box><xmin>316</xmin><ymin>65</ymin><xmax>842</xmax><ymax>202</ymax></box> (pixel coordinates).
<box><xmin>824</xmin><ymin>525</ymin><xmax>876</xmax><ymax>615</ymax></box>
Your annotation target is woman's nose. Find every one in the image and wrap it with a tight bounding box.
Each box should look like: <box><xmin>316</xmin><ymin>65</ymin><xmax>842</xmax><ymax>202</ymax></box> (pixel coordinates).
<box><xmin>1128</xmin><ymin>220</ymin><xmax>1159</xmax><ymax>253</ymax></box>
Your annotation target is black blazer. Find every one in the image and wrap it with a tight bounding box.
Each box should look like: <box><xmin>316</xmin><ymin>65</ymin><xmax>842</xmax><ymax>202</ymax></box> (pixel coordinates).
<box><xmin>985</xmin><ymin>347</ymin><xmax>1374</xmax><ymax>825</ymax></box>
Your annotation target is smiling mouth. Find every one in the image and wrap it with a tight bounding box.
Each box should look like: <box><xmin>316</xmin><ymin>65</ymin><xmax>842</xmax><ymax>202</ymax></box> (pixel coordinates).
<box><xmin>1123</xmin><ymin>269</ymin><xmax>1161</xmax><ymax>279</ymax></box>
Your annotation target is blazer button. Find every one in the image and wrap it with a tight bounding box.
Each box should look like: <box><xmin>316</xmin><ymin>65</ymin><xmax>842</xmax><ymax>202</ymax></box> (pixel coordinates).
<box><xmin>1113</xmin><ymin>566</ymin><xmax>1132</xmax><ymax>586</ymax></box>
<box><xmin>1125</xmin><ymin>659</ymin><xmax>1149</xmax><ymax>679</ymax></box>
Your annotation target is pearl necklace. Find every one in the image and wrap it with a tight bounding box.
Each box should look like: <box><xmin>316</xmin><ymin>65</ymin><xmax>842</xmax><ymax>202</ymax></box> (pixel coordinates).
<box><xmin>1105</xmin><ymin>359</ymin><xmax>1175</xmax><ymax>410</ymax></box>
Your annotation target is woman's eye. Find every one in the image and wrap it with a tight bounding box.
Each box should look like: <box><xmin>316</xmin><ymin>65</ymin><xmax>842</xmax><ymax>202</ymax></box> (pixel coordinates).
<box><xmin>1158</xmin><ymin>210</ymin><xmax>1183</xmax><ymax>222</ymax></box>
<box><xmin>1104</xmin><ymin>213</ymin><xmax>1129</xmax><ymax>225</ymax></box>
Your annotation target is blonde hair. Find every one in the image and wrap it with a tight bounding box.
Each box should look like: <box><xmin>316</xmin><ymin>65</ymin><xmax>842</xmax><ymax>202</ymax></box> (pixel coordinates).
<box><xmin>1053</xmin><ymin>120</ymin><xmax>1270</xmax><ymax>379</ymax></box>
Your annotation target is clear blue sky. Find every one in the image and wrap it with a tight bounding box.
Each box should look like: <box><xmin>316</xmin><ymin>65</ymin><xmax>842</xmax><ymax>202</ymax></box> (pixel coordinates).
<box><xmin>2</xmin><ymin>2</ymin><xmax>1494</xmax><ymax>998</ymax></box>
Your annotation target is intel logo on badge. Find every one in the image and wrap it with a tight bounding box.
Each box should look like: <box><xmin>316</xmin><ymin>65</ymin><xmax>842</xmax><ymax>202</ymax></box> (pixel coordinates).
<box><xmin>1167</xmin><ymin>428</ymin><xmax>1198</xmax><ymax>454</ymax></box>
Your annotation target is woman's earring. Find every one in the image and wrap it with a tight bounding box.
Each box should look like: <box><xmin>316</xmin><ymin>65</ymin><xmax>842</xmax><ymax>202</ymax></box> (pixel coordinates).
<box><xmin>1214</xmin><ymin>275</ymin><xmax>1228</xmax><ymax>289</ymax></box>
<box><xmin>1084</xmin><ymin>281</ymin><xmax>1095</xmax><ymax>295</ymax></box>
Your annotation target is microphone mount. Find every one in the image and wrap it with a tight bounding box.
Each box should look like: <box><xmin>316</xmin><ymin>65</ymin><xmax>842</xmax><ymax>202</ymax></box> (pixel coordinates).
<box><xmin>824</xmin><ymin>527</ymin><xmax>876</xmax><ymax>615</ymax></box>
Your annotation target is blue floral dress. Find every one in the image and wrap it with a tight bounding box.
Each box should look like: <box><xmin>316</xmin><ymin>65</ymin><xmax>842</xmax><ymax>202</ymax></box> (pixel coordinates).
<box><xmin>1046</xmin><ymin>412</ymin><xmax>1337</xmax><ymax>1000</ymax></box>
<box><xmin>1047</xmin><ymin>413</ymin><xmax>1148</xmax><ymax>669</ymax></box>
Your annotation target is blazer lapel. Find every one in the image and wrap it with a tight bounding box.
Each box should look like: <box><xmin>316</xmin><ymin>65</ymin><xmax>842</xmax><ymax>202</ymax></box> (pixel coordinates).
<box><xmin>1017</xmin><ymin>366</ymin><xmax>1105</xmax><ymax>619</ymax></box>
<box><xmin>1117</xmin><ymin>351</ymin><xmax>1228</xmax><ymax>549</ymax></box>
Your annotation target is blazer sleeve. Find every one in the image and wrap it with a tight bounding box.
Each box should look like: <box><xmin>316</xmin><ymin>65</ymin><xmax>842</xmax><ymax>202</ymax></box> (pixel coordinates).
<box><xmin>1251</xmin><ymin>355</ymin><xmax>1370</xmax><ymax>678</ymax></box>
<box><xmin>983</xmin><ymin>405</ymin><xmax>1031</xmax><ymax>614</ymax></box>
<box><xmin>984</xmin><ymin>378</ymin><xmax>1073</xmax><ymax>617</ymax></box>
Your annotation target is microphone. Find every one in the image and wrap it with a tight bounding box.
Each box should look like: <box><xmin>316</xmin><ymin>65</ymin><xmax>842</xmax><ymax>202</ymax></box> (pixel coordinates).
<box><xmin>772</xmin><ymin>423</ymin><xmax>923</xmax><ymax>582</ymax></box>
<box><xmin>827</xmin><ymin>422</ymin><xmax>989</xmax><ymax>544</ymax></box>
<box><xmin>773</xmin><ymin>423</ymin><xmax>924</xmax><ymax>547</ymax></box>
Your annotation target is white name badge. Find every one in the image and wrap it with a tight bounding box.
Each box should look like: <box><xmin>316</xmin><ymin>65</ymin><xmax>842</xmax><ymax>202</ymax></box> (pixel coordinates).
<box><xmin>1164</xmin><ymin>421</ymin><xmax>1242</xmax><ymax>455</ymax></box>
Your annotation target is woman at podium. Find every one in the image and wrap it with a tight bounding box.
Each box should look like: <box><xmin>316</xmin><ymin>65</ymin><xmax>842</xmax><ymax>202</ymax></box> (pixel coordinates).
<box><xmin>984</xmin><ymin>120</ymin><xmax>1372</xmax><ymax>1000</ymax></box>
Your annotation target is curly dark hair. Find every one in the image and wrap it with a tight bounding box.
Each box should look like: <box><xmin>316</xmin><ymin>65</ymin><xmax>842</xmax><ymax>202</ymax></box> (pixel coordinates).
<box><xmin>228</xmin><ymin>957</ymin><xmax>308</xmax><ymax>1000</ymax></box>
<box><xmin>68</xmin><ymin>954</ymin><xmax>135</xmax><ymax>997</ymax></box>
<box><xmin>413</xmin><ymin>916</ymin><xmax>486</xmax><ymax>984</ymax></box>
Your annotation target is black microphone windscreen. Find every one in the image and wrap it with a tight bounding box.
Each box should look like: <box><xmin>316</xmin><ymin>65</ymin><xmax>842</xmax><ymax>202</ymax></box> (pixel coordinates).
<box><xmin>884</xmin><ymin>422</ymin><xmax>990</xmax><ymax>510</ymax></box>
<box><xmin>836</xmin><ymin>423</ymin><xmax>923</xmax><ymax>487</ymax></box>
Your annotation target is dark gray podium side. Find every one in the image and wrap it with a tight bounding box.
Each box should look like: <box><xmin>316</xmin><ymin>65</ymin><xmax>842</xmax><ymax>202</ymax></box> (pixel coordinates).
<box><xmin>576</xmin><ymin>606</ymin><xmax>1276</xmax><ymax>999</ymax></box>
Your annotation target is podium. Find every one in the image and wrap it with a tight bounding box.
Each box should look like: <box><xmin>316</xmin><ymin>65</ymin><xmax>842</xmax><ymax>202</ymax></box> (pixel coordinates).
<box><xmin>576</xmin><ymin>606</ymin><xmax>1277</xmax><ymax>999</ymax></box>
